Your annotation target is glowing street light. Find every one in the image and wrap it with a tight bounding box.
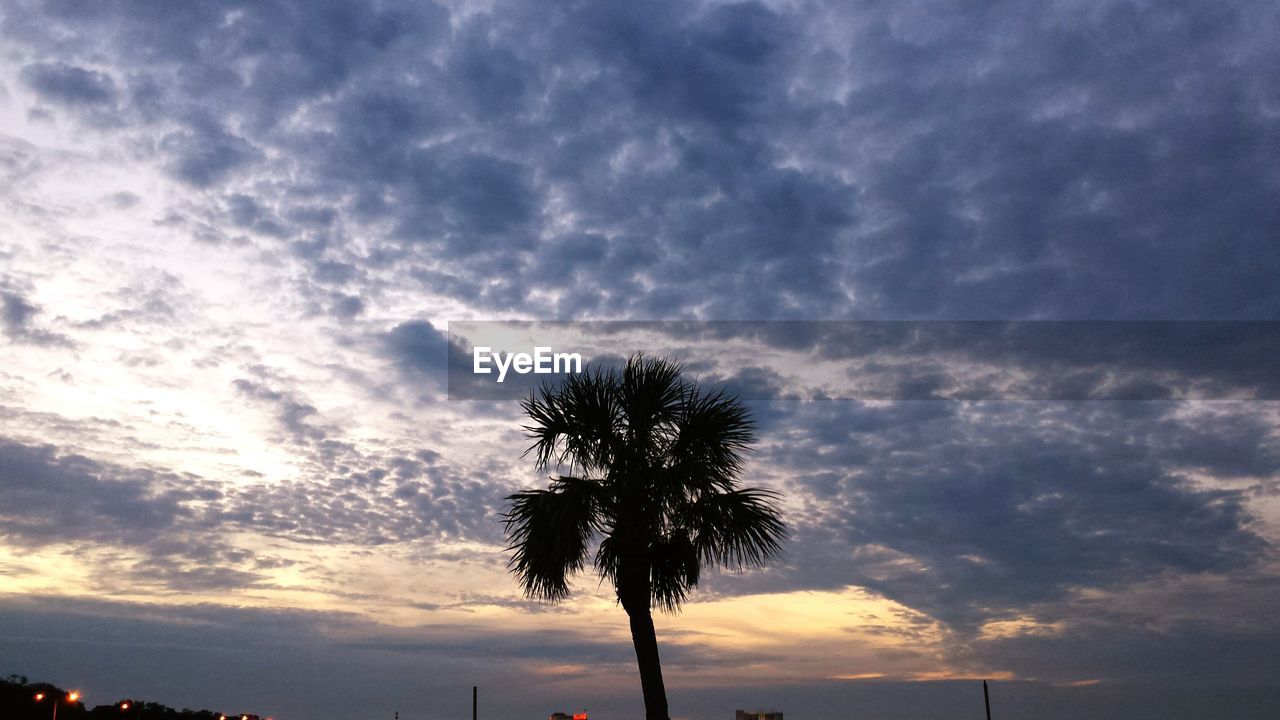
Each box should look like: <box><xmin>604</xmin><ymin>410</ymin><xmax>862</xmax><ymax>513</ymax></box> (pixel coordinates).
<box><xmin>34</xmin><ymin>690</ymin><xmax>81</xmax><ymax>720</ymax></box>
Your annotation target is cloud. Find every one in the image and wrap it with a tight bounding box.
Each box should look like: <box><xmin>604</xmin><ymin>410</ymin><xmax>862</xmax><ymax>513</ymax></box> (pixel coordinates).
<box><xmin>383</xmin><ymin>320</ymin><xmax>476</xmax><ymax>390</ymax></box>
<box><xmin>7</xmin><ymin>0</ymin><xmax>1269</xmax><ymax>319</ymax></box>
<box><xmin>1</xmin><ymin>1</ymin><xmax>1279</xmax><ymax>717</ymax></box>
<box><xmin>0</xmin><ymin>438</ymin><xmax>268</xmax><ymax>593</ymax></box>
<box><xmin>732</xmin><ymin>400</ymin><xmax>1276</xmax><ymax>630</ymax></box>
<box><xmin>8</xmin><ymin>0</ymin><xmax>1273</xmax><ymax>319</ymax></box>
<box><xmin>232</xmin><ymin>377</ymin><xmax>332</xmax><ymax>444</ymax></box>
<box><xmin>0</xmin><ymin>439</ymin><xmax>209</xmax><ymax>548</ymax></box>
<box><xmin>3</xmin><ymin>593</ymin><xmax>1277</xmax><ymax>720</ymax></box>
<box><xmin>159</xmin><ymin>114</ymin><xmax>259</xmax><ymax>187</ymax></box>
<box><xmin>1</xmin><ymin>290</ymin><xmax>75</xmax><ymax>347</ymax></box>
<box><xmin>0</xmin><ymin>434</ymin><xmax>508</xmax><ymax>590</ymax></box>
<box><xmin>19</xmin><ymin>61</ymin><xmax>116</xmax><ymax>105</ymax></box>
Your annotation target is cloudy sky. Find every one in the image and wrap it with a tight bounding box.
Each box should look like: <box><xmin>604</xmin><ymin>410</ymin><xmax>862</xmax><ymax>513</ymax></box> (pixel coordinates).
<box><xmin>1</xmin><ymin>1</ymin><xmax>1279</xmax><ymax>719</ymax></box>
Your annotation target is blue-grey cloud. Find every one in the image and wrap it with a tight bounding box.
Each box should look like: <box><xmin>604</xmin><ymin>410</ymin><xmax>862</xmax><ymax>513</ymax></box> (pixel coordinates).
<box><xmin>0</xmin><ymin>594</ymin><xmax>792</xmax><ymax>720</ymax></box>
<box><xmin>19</xmin><ymin>61</ymin><xmax>115</xmax><ymax>105</ymax></box>
<box><xmin>724</xmin><ymin>400</ymin><xmax>1277</xmax><ymax>631</ymax></box>
<box><xmin>3</xmin><ymin>0</ymin><xmax>1279</xmax><ymax>717</ymax></box>
<box><xmin>6</xmin><ymin>0</ymin><xmax>1275</xmax><ymax>319</ymax></box>
<box><xmin>4</xmin><ymin>594</ymin><xmax>1278</xmax><ymax>720</ymax></box>
<box><xmin>443</xmin><ymin>320</ymin><xmax>1280</xmax><ymax>401</ymax></box>
<box><xmin>2</xmin><ymin>289</ymin><xmax>75</xmax><ymax>347</ymax></box>
<box><xmin>0</xmin><ymin>434</ymin><xmax>508</xmax><ymax>583</ymax></box>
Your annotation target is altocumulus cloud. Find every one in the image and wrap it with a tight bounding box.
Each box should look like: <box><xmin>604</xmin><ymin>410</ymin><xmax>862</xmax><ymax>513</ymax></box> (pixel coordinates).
<box><xmin>5</xmin><ymin>0</ymin><xmax>1276</xmax><ymax>319</ymax></box>
<box><xmin>1</xmin><ymin>0</ymin><xmax>1279</xmax><ymax>718</ymax></box>
<box><xmin>0</xmin><ymin>436</ymin><xmax>506</xmax><ymax>585</ymax></box>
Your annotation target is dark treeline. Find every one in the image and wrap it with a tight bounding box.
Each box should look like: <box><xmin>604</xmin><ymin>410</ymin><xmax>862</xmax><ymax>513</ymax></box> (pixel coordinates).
<box><xmin>3</xmin><ymin>676</ymin><xmax>265</xmax><ymax>720</ymax></box>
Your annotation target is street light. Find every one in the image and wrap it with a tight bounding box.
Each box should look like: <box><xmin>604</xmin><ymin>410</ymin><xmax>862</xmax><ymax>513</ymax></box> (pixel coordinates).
<box><xmin>34</xmin><ymin>690</ymin><xmax>81</xmax><ymax>720</ymax></box>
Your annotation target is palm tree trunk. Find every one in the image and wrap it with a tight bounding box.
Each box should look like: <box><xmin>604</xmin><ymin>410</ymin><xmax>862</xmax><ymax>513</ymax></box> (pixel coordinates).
<box><xmin>624</xmin><ymin>599</ymin><xmax>671</xmax><ymax>720</ymax></box>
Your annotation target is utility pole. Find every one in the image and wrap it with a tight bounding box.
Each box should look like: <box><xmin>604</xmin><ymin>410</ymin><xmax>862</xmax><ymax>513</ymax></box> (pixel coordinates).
<box><xmin>472</xmin><ymin>686</ymin><xmax>478</xmax><ymax>720</ymax></box>
<box><xmin>983</xmin><ymin>680</ymin><xmax>992</xmax><ymax>720</ymax></box>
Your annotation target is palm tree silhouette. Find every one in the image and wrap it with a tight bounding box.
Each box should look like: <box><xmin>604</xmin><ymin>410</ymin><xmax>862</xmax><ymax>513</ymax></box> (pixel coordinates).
<box><xmin>504</xmin><ymin>355</ymin><xmax>787</xmax><ymax>720</ymax></box>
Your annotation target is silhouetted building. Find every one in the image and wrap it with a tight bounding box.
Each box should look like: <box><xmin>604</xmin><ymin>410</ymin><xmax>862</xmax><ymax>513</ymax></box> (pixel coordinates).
<box><xmin>550</xmin><ymin>713</ymin><xmax>572</xmax><ymax>720</ymax></box>
<box><xmin>736</xmin><ymin>710</ymin><xmax>782</xmax><ymax>720</ymax></box>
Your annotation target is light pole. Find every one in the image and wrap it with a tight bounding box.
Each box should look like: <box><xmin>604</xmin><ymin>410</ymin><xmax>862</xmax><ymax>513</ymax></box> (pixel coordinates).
<box><xmin>35</xmin><ymin>690</ymin><xmax>80</xmax><ymax>720</ymax></box>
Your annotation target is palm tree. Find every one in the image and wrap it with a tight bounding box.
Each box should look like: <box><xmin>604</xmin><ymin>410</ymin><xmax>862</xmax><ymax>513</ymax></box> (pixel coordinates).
<box><xmin>504</xmin><ymin>355</ymin><xmax>787</xmax><ymax>720</ymax></box>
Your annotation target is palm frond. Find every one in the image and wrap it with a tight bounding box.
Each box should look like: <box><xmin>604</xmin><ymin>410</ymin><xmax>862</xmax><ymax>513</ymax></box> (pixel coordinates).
<box><xmin>619</xmin><ymin>354</ymin><xmax>686</xmax><ymax>444</ymax></box>
<box><xmin>649</xmin><ymin>530</ymin><xmax>700</xmax><ymax>612</ymax></box>
<box><xmin>594</xmin><ymin>533</ymin><xmax>623</xmax><ymax>588</ymax></box>
<box><xmin>521</xmin><ymin>367</ymin><xmax>620</xmax><ymax>474</ymax></box>
<box><xmin>666</xmin><ymin>386</ymin><xmax>755</xmax><ymax>492</ymax></box>
<box><xmin>503</xmin><ymin>476</ymin><xmax>602</xmax><ymax>601</ymax></box>
<box><xmin>688</xmin><ymin>488</ymin><xmax>787</xmax><ymax>571</ymax></box>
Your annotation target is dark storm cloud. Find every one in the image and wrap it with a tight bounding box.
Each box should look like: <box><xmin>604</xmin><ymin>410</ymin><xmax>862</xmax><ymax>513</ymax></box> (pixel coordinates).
<box><xmin>731</xmin><ymin>400</ymin><xmax>1276</xmax><ymax>630</ymax></box>
<box><xmin>711</xmin><ymin>321</ymin><xmax>1280</xmax><ymax>399</ymax></box>
<box><xmin>383</xmin><ymin>320</ymin><xmax>476</xmax><ymax>392</ymax></box>
<box><xmin>225</xmin><ymin>193</ymin><xmax>288</xmax><ymax>238</ymax></box>
<box><xmin>0</xmin><ymin>439</ymin><xmax>214</xmax><ymax>548</ymax></box>
<box><xmin>159</xmin><ymin>115</ymin><xmax>259</xmax><ymax>187</ymax></box>
<box><xmin>19</xmin><ymin>61</ymin><xmax>116</xmax><ymax>105</ymax></box>
<box><xmin>968</xmin><ymin>598</ymin><xmax>1280</xmax><ymax>687</ymax></box>
<box><xmin>9</xmin><ymin>0</ymin><xmax>1276</xmax><ymax>318</ymax></box>
<box><xmin>803</xmin><ymin>322</ymin><xmax>1280</xmax><ymax>399</ymax></box>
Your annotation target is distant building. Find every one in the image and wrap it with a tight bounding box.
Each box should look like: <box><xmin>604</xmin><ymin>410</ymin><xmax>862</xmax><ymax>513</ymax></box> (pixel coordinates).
<box><xmin>550</xmin><ymin>712</ymin><xmax>587</xmax><ymax>720</ymax></box>
<box><xmin>736</xmin><ymin>710</ymin><xmax>782</xmax><ymax>720</ymax></box>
